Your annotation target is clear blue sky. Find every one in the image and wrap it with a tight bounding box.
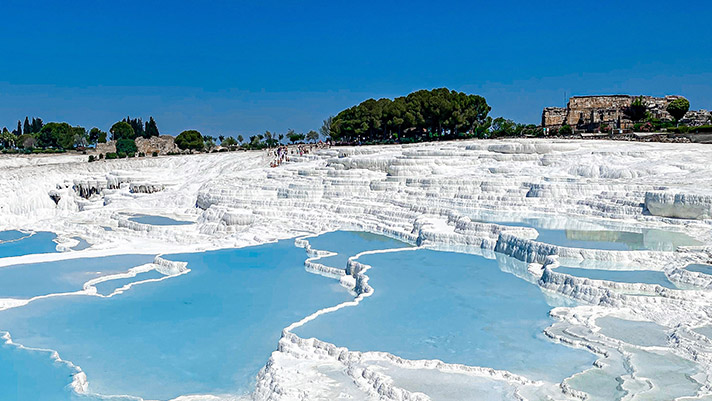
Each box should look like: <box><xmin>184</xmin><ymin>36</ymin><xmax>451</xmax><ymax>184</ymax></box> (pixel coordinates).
<box><xmin>1</xmin><ymin>0</ymin><xmax>710</xmax><ymax>136</ymax></box>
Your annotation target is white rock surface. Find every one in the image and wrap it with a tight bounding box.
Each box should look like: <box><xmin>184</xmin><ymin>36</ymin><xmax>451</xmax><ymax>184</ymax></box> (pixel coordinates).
<box><xmin>1</xmin><ymin>139</ymin><xmax>712</xmax><ymax>401</ymax></box>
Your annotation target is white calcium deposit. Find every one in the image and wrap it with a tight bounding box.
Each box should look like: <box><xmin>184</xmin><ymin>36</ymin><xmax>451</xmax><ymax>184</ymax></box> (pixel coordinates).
<box><xmin>1</xmin><ymin>139</ymin><xmax>712</xmax><ymax>401</ymax></box>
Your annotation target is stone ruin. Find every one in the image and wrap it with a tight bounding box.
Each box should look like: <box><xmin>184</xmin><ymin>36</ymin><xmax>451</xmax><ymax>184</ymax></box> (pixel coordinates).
<box><xmin>542</xmin><ymin>95</ymin><xmax>711</xmax><ymax>132</ymax></box>
<box><xmin>135</xmin><ymin>135</ymin><xmax>180</xmax><ymax>155</ymax></box>
<box><xmin>91</xmin><ymin>136</ymin><xmax>180</xmax><ymax>156</ymax></box>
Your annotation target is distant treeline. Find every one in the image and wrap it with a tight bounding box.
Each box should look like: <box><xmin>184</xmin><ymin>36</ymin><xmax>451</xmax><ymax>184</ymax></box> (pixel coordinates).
<box><xmin>1</xmin><ymin>88</ymin><xmax>552</xmax><ymax>154</ymax></box>
<box><xmin>0</xmin><ymin>116</ymin><xmax>161</xmax><ymax>152</ymax></box>
<box><xmin>327</xmin><ymin>88</ymin><xmax>544</xmax><ymax>144</ymax></box>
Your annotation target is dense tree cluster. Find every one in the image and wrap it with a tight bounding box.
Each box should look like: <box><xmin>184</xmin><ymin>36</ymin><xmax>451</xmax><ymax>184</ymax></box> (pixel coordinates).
<box><xmin>329</xmin><ymin>88</ymin><xmax>492</xmax><ymax>143</ymax></box>
<box><xmin>120</xmin><ymin>116</ymin><xmax>160</xmax><ymax>139</ymax></box>
<box><xmin>0</xmin><ymin>115</ymin><xmax>161</xmax><ymax>153</ymax></box>
<box><xmin>175</xmin><ymin>130</ymin><xmax>204</xmax><ymax>151</ymax></box>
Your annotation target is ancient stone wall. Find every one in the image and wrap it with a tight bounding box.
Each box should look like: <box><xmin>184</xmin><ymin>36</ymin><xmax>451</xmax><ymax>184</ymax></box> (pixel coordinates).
<box><xmin>94</xmin><ymin>141</ymin><xmax>116</xmax><ymax>154</ymax></box>
<box><xmin>542</xmin><ymin>94</ymin><xmax>709</xmax><ymax>132</ymax></box>
<box><xmin>135</xmin><ymin>135</ymin><xmax>179</xmax><ymax>155</ymax></box>
<box><xmin>541</xmin><ymin>107</ymin><xmax>567</xmax><ymax>127</ymax></box>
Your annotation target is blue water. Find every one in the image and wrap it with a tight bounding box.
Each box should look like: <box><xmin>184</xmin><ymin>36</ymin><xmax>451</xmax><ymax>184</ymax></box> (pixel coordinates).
<box><xmin>695</xmin><ymin>326</ymin><xmax>712</xmax><ymax>340</ymax></box>
<box><xmin>0</xmin><ymin>230</ymin><xmax>28</xmax><ymax>243</ymax></box>
<box><xmin>0</xmin><ymin>255</ymin><xmax>155</xmax><ymax>299</ymax></box>
<box><xmin>555</xmin><ymin>266</ymin><xmax>677</xmax><ymax>289</ymax></box>
<box><xmin>0</xmin><ymin>336</ymin><xmax>80</xmax><ymax>401</ymax></box>
<box><xmin>306</xmin><ymin>231</ymin><xmax>410</xmax><ymax>269</ymax></box>
<box><xmin>93</xmin><ymin>270</ymin><xmax>166</xmax><ymax>296</ymax></box>
<box><xmin>0</xmin><ymin>240</ymin><xmax>351</xmax><ymax>400</ymax></box>
<box><xmin>294</xmin><ymin>249</ymin><xmax>596</xmax><ymax>382</ymax></box>
<box><xmin>128</xmin><ymin>215</ymin><xmax>192</xmax><ymax>226</ymax></box>
<box><xmin>475</xmin><ymin>215</ymin><xmax>700</xmax><ymax>251</ymax></box>
<box><xmin>686</xmin><ymin>264</ymin><xmax>712</xmax><ymax>275</ymax></box>
<box><xmin>71</xmin><ymin>237</ymin><xmax>91</xmax><ymax>251</ymax></box>
<box><xmin>0</xmin><ymin>232</ymin><xmax>58</xmax><ymax>258</ymax></box>
<box><xmin>596</xmin><ymin>317</ymin><xmax>669</xmax><ymax>346</ymax></box>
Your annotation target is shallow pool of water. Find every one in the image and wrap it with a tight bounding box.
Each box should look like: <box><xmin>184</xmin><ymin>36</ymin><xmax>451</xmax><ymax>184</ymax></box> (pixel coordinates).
<box><xmin>294</xmin><ymin>249</ymin><xmax>596</xmax><ymax>382</ymax></box>
<box><xmin>305</xmin><ymin>230</ymin><xmax>410</xmax><ymax>269</ymax></box>
<box><xmin>596</xmin><ymin>316</ymin><xmax>669</xmax><ymax>346</ymax></box>
<box><xmin>93</xmin><ymin>270</ymin><xmax>166</xmax><ymax>296</ymax></box>
<box><xmin>128</xmin><ymin>215</ymin><xmax>193</xmax><ymax>226</ymax></box>
<box><xmin>71</xmin><ymin>237</ymin><xmax>91</xmax><ymax>251</ymax></box>
<box><xmin>0</xmin><ymin>239</ymin><xmax>351</xmax><ymax>400</ymax></box>
<box><xmin>554</xmin><ymin>266</ymin><xmax>677</xmax><ymax>289</ymax></box>
<box><xmin>0</xmin><ymin>230</ymin><xmax>28</xmax><ymax>243</ymax></box>
<box><xmin>694</xmin><ymin>326</ymin><xmax>712</xmax><ymax>340</ymax></box>
<box><xmin>0</xmin><ymin>254</ymin><xmax>156</xmax><ymax>299</ymax></box>
<box><xmin>686</xmin><ymin>264</ymin><xmax>712</xmax><ymax>275</ymax></box>
<box><xmin>0</xmin><ymin>335</ymin><xmax>82</xmax><ymax>401</ymax></box>
<box><xmin>0</xmin><ymin>232</ymin><xmax>58</xmax><ymax>258</ymax></box>
<box><xmin>472</xmin><ymin>214</ymin><xmax>700</xmax><ymax>251</ymax></box>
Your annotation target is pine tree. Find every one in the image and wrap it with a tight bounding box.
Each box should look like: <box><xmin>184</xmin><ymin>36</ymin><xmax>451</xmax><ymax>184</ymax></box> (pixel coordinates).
<box><xmin>13</xmin><ymin>121</ymin><xmax>22</xmax><ymax>136</ymax></box>
<box><xmin>145</xmin><ymin>117</ymin><xmax>160</xmax><ymax>137</ymax></box>
<box><xmin>23</xmin><ymin>117</ymin><xmax>31</xmax><ymax>135</ymax></box>
<box><xmin>31</xmin><ymin>118</ymin><xmax>43</xmax><ymax>134</ymax></box>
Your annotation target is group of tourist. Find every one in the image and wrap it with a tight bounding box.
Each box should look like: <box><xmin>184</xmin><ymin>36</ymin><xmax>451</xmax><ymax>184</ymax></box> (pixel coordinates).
<box><xmin>269</xmin><ymin>142</ymin><xmax>329</xmax><ymax>167</ymax></box>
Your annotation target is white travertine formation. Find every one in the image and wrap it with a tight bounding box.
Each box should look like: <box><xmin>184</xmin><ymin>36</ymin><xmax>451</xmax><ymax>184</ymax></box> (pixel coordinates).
<box><xmin>1</xmin><ymin>139</ymin><xmax>712</xmax><ymax>401</ymax></box>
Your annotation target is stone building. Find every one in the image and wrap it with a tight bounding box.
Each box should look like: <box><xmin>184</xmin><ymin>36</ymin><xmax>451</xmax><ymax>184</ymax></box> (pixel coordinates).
<box><xmin>542</xmin><ymin>95</ymin><xmax>711</xmax><ymax>132</ymax></box>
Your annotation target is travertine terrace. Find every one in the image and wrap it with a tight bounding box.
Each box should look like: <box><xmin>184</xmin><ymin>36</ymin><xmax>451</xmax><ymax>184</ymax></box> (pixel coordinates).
<box><xmin>1</xmin><ymin>139</ymin><xmax>712</xmax><ymax>401</ymax></box>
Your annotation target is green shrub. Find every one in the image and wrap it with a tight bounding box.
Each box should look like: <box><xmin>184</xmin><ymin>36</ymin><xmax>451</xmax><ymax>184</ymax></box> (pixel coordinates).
<box><xmin>138</xmin><ymin>152</ymin><xmax>145</xmax><ymax>157</ymax></box>
<box><xmin>668</xmin><ymin>126</ymin><xmax>691</xmax><ymax>134</ymax></box>
<box><xmin>99</xmin><ymin>153</ymin><xmax>104</xmax><ymax>159</ymax></box>
<box><xmin>88</xmin><ymin>155</ymin><xmax>95</xmax><ymax>162</ymax></box>
<box><xmin>559</xmin><ymin>125</ymin><xmax>573</xmax><ymax>136</ymax></box>
<box><xmin>690</xmin><ymin>125</ymin><xmax>712</xmax><ymax>133</ymax></box>
<box><xmin>106</xmin><ymin>152</ymin><xmax>118</xmax><ymax>159</ymax></box>
<box><xmin>116</xmin><ymin>138</ymin><xmax>137</xmax><ymax>156</ymax></box>
<box><xmin>118</xmin><ymin>152</ymin><xmax>127</xmax><ymax>158</ymax></box>
<box><xmin>152</xmin><ymin>151</ymin><xmax>158</xmax><ymax>157</ymax></box>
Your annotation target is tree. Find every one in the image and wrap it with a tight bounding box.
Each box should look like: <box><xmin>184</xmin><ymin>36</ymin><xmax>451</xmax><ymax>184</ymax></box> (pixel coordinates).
<box><xmin>70</xmin><ymin>126</ymin><xmax>88</xmax><ymax>149</ymax></box>
<box><xmin>123</xmin><ymin>116</ymin><xmax>145</xmax><ymax>138</ymax></box>
<box><xmin>17</xmin><ymin>134</ymin><xmax>36</xmax><ymax>149</ymax></box>
<box><xmin>559</xmin><ymin>125</ymin><xmax>573</xmax><ymax>136</ymax></box>
<box><xmin>203</xmin><ymin>135</ymin><xmax>216</xmax><ymax>151</ymax></box>
<box><xmin>263</xmin><ymin>131</ymin><xmax>277</xmax><ymax>148</ymax></box>
<box><xmin>144</xmin><ymin>117</ymin><xmax>160</xmax><ymax>138</ymax></box>
<box><xmin>489</xmin><ymin>117</ymin><xmax>518</xmax><ymax>138</ymax></box>
<box><xmin>218</xmin><ymin>135</ymin><xmax>225</xmax><ymax>143</ymax></box>
<box><xmin>88</xmin><ymin>127</ymin><xmax>105</xmax><ymax>144</ymax></box>
<box><xmin>175</xmin><ymin>130</ymin><xmax>204</xmax><ymax>151</ymax></box>
<box><xmin>287</xmin><ymin>129</ymin><xmax>305</xmax><ymax>143</ymax></box>
<box><xmin>13</xmin><ymin>120</ymin><xmax>22</xmax><ymax>136</ymax></box>
<box><xmin>0</xmin><ymin>128</ymin><xmax>15</xmax><ymax>148</ymax></box>
<box><xmin>278</xmin><ymin>134</ymin><xmax>284</xmax><ymax>143</ymax></box>
<box><xmin>110</xmin><ymin>121</ymin><xmax>135</xmax><ymax>141</ymax></box>
<box><xmin>116</xmin><ymin>138</ymin><xmax>137</xmax><ymax>155</ymax></box>
<box><xmin>320</xmin><ymin>116</ymin><xmax>333</xmax><ymax>140</ymax></box>
<box><xmin>222</xmin><ymin>137</ymin><xmax>238</xmax><ymax>149</ymax></box>
<box><xmin>306</xmin><ymin>130</ymin><xmax>319</xmax><ymax>143</ymax></box>
<box><xmin>667</xmin><ymin>98</ymin><xmax>690</xmax><ymax>123</ymax></box>
<box><xmin>38</xmin><ymin>122</ymin><xmax>73</xmax><ymax>148</ymax></box>
<box><xmin>23</xmin><ymin>117</ymin><xmax>31</xmax><ymax>136</ymax></box>
<box><xmin>98</xmin><ymin>131</ymin><xmax>107</xmax><ymax>143</ymax></box>
<box><xmin>237</xmin><ymin>135</ymin><xmax>244</xmax><ymax>143</ymax></box>
<box><xmin>625</xmin><ymin>96</ymin><xmax>648</xmax><ymax>122</ymax></box>
<box><xmin>31</xmin><ymin>118</ymin><xmax>43</xmax><ymax>134</ymax></box>
<box><xmin>330</xmin><ymin>88</ymin><xmax>490</xmax><ymax>143</ymax></box>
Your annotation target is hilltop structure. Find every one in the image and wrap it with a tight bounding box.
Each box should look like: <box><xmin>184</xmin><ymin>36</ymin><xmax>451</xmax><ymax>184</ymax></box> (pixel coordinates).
<box><xmin>542</xmin><ymin>95</ymin><xmax>711</xmax><ymax>132</ymax></box>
